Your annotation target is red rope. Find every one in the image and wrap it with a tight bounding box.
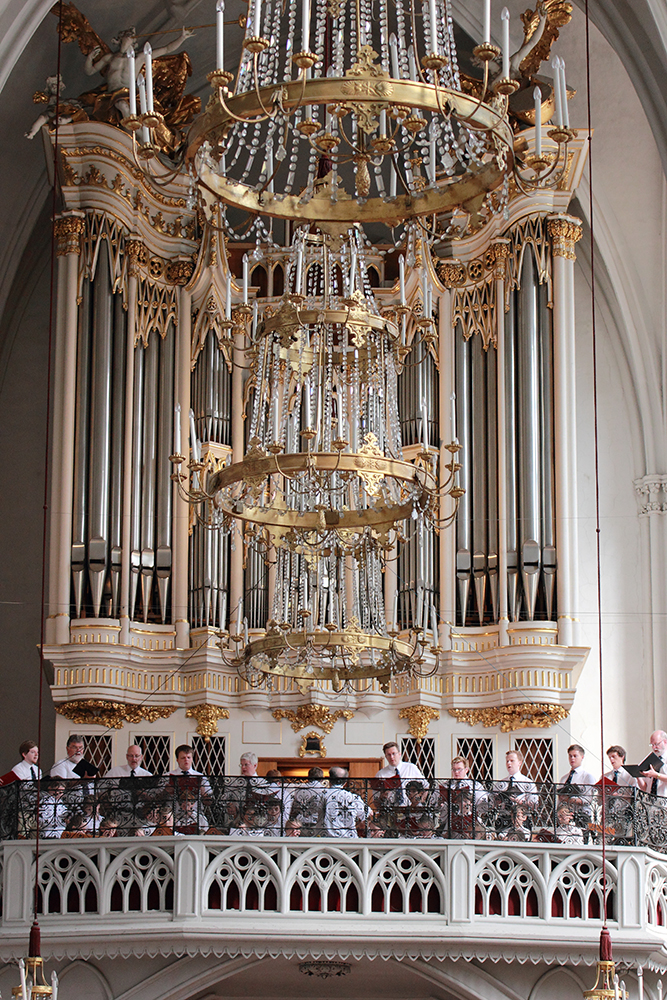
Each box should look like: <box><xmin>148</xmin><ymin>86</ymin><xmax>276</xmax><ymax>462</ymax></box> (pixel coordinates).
<box><xmin>34</xmin><ymin>0</ymin><xmax>65</xmax><ymax>923</ymax></box>
<box><xmin>583</xmin><ymin>0</ymin><xmax>608</xmax><ymax>930</ymax></box>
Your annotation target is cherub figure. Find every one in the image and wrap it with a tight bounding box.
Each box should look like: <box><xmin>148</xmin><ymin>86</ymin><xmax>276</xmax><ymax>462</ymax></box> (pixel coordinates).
<box><xmin>25</xmin><ymin>74</ymin><xmax>86</xmax><ymax>139</ymax></box>
<box><xmin>83</xmin><ymin>25</ymin><xmax>195</xmax><ymax>119</ymax></box>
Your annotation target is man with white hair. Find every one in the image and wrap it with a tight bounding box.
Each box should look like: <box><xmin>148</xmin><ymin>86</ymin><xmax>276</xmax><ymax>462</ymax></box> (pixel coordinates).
<box><xmin>640</xmin><ymin>731</ymin><xmax>667</xmax><ymax>796</ymax></box>
<box><xmin>105</xmin><ymin>745</ymin><xmax>153</xmax><ymax>778</ymax></box>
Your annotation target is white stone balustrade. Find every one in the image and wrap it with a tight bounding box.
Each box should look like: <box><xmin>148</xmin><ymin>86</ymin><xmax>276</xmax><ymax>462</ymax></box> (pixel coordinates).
<box><xmin>0</xmin><ymin>838</ymin><xmax>665</xmax><ymax>966</ymax></box>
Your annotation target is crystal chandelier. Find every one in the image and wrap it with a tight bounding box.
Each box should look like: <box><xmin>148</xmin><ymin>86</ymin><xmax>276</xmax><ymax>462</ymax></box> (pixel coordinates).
<box><xmin>171</xmin><ymin>226</ymin><xmax>462</xmax><ymax>691</ymax></box>
<box><xmin>122</xmin><ymin>0</ymin><xmax>577</xmax><ymax>235</ymax></box>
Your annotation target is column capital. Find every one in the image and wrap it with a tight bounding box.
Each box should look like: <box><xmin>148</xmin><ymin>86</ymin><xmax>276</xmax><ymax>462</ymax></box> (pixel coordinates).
<box><xmin>488</xmin><ymin>239</ymin><xmax>511</xmax><ymax>280</ymax></box>
<box><xmin>547</xmin><ymin>213</ymin><xmax>583</xmax><ymax>260</ymax></box>
<box><xmin>54</xmin><ymin>213</ymin><xmax>85</xmax><ymax>256</ymax></box>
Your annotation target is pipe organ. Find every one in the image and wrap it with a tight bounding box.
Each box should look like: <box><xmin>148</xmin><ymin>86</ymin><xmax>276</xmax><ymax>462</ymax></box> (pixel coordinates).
<box><xmin>45</xmin><ymin>123</ymin><xmax>589</xmax><ymax>738</ymax></box>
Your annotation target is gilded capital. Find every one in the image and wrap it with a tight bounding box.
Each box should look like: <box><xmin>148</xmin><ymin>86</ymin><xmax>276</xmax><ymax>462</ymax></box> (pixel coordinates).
<box><xmin>186</xmin><ymin>704</ymin><xmax>230</xmax><ymax>740</ymax></box>
<box><xmin>487</xmin><ymin>240</ymin><xmax>511</xmax><ymax>279</ymax></box>
<box><xmin>55</xmin><ymin>699</ymin><xmax>175</xmax><ymax>729</ymax></box>
<box><xmin>547</xmin><ymin>214</ymin><xmax>583</xmax><ymax>261</ymax></box>
<box><xmin>399</xmin><ymin>705</ymin><xmax>439</xmax><ymax>743</ymax></box>
<box><xmin>126</xmin><ymin>239</ymin><xmax>148</xmax><ymax>277</ymax></box>
<box><xmin>54</xmin><ymin>215</ymin><xmax>85</xmax><ymax>256</ymax></box>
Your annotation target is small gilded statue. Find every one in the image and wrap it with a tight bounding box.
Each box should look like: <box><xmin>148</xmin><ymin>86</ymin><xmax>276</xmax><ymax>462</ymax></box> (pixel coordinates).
<box><xmin>25</xmin><ymin>74</ymin><xmax>86</xmax><ymax>139</ymax></box>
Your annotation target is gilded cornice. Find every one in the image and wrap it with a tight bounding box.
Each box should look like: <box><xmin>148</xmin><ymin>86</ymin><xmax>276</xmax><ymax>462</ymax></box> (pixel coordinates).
<box><xmin>273</xmin><ymin>705</ymin><xmax>354</xmax><ymax>734</ymax></box>
<box><xmin>55</xmin><ymin>699</ymin><xmax>175</xmax><ymax>729</ymax></box>
<box><xmin>186</xmin><ymin>704</ymin><xmax>230</xmax><ymax>739</ymax></box>
<box><xmin>449</xmin><ymin>703</ymin><xmax>569</xmax><ymax>732</ymax></box>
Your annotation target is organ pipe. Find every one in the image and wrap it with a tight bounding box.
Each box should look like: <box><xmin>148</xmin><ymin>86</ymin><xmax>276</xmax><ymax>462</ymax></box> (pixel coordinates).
<box><xmin>455</xmin><ymin>324</ymin><xmax>471</xmax><ymax>625</ymax></box>
<box><xmin>71</xmin><ymin>280</ymin><xmax>91</xmax><ymax>618</ymax></box>
<box><xmin>539</xmin><ymin>280</ymin><xmax>557</xmax><ymax>620</ymax></box>
<box><xmin>156</xmin><ymin>321</ymin><xmax>174</xmax><ymax>623</ymax></box>
<box><xmin>504</xmin><ymin>292</ymin><xmax>519</xmax><ymax>621</ymax></box>
<box><xmin>470</xmin><ymin>330</ymin><xmax>488</xmax><ymax>624</ymax></box>
<box><xmin>109</xmin><ymin>293</ymin><xmax>126</xmax><ymax>618</ymax></box>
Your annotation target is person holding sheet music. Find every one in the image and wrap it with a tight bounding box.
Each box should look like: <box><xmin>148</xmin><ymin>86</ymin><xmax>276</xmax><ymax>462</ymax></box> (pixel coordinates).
<box><xmin>638</xmin><ymin>731</ymin><xmax>667</xmax><ymax>796</ymax></box>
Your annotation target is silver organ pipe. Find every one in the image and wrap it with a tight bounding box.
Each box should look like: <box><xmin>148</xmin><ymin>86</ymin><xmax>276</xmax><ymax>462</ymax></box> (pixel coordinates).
<box><xmin>109</xmin><ymin>293</ymin><xmax>126</xmax><ymax>618</ymax></box>
<box><xmin>539</xmin><ymin>280</ymin><xmax>556</xmax><ymax>620</ymax></box>
<box><xmin>156</xmin><ymin>321</ymin><xmax>175</xmax><ymax>623</ymax></box>
<box><xmin>486</xmin><ymin>341</ymin><xmax>499</xmax><ymax>622</ymax></box>
<box><xmin>129</xmin><ymin>341</ymin><xmax>144</xmax><ymax>621</ymax></box>
<box><xmin>87</xmin><ymin>241</ymin><xmax>113</xmax><ymax>617</ymax></box>
<box><xmin>140</xmin><ymin>330</ymin><xmax>159</xmax><ymax>622</ymax></box>
<box><xmin>504</xmin><ymin>293</ymin><xmax>519</xmax><ymax>621</ymax></box>
<box><xmin>71</xmin><ymin>280</ymin><xmax>91</xmax><ymax>618</ymax></box>
<box><xmin>455</xmin><ymin>322</ymin><xmax>471</xmax><ymax>625</ymax></box>
<box><xmin>470</xmin><ymin>330</ymin><xmax>488</xmax><ymax>625</ymax></box>
<box><xmin>517</xmin><ymin>249</ymin><xmax>542</xmax><ymax>621</ymax></box>
<box><xmin>189</xmin><ymin>332</ymin><xmax>232</xmax><ymax>629</ymax></box>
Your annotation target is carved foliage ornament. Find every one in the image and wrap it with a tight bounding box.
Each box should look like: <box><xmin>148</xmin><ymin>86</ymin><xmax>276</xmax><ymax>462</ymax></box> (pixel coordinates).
<box><xmin>54</xmin><ymin>215</ymin><xmax>85</xmax><ymax>256</ymax></box>
<box><xmin>55</xmin><ymin>699</ymin><xmax>175</xmax><ymax>729</ymax></box>
<box><xmin>273</xmin><ymin>705</ymin><xmax>354</xmax><ymax>734</ymax></box>
<box><xmin>448</xmin><ymin>703</ymin><xmax>569</xmax><ymax>733</ymax></box>
<box><xmin>399</xmin><ymin>705</ymin><xmax>440</xmax><ymax>743</ymax></box>
<box><xmin>186</xmin><ymin>704</ymin><xmax>230</xmax><ymax>740</ymax></box>
<box><xmin>547</xmin><ymin>215</ymin><xmax>582</xmax><ymax>261</ymax></box>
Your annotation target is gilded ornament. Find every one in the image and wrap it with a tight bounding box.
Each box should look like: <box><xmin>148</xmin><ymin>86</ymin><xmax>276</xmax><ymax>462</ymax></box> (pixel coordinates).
<box><xmin>186</xmin><ymin>704</ymin><xmax>230</xmax><ymax>740</ymax></box>
<box><xmin>355</xmin><ymin>432</ymin><xmax>386</xmax><ymax>496</ymax></box>
<box><xmin>438</xmin><ymin>261</ymin><xmax>466</xmax><ymax>288</ymax></box>
<box><xmin>273</xmin><ymin>704</ymin><xmax>354</xmax><ymax>734</ymax></box>
<box><xmin>298</xmin><ymin>731</ymin><xmax>327</xmax><ymax>757</ymax></box>
<box><xmin>547</xmin><ymin>214</ymin><xmax>582</xmax><ymax>260</ymax></box>
<box><xmin>448</xmin><ymin>703</ymin><xmax>569</xmax><ymax>732</ymax></box>
<box><xmin>55</xmin><ymin>699</ymin><xmax>175</xmax><ymax>729</ymax></box>
<box><xmin>399</xmin><ymin>705</ymin><xmax>440</xmax><ymax>743</ymax></box>
<box><xmin>54</xmin><ymin>215</ymin><xmax>85</xmax><ymax>256</ymax></box>
<box><xmin>166</xmin><ymin>259</ymin><xmax>195</xmax><ymax>285</ymax></box>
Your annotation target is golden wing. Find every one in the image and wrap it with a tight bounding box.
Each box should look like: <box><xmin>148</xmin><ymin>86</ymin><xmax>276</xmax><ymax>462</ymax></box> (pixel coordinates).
<box><xmin>51</xmin><ymin>2</ymin><xmax>110</xmax><ymax>57</ymax></box>
<box><xmin>519</xmin><ymin>0</ymin><xmax>573</xmax><ymax>79</ymax></box>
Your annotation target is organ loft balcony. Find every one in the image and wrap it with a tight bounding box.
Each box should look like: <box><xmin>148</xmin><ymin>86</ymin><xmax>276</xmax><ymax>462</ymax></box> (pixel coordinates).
<box><xmin>1</xmin><ymin>779</ymin><xmax>667</xmax><ymax>969</ymax></box>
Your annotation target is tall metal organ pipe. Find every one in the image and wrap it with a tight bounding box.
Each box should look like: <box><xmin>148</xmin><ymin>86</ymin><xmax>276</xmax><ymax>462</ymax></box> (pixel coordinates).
<box><xmin>71</xmin><ymin>280</ymin><xmax>91</xmax><ymax>618</ymax></box>
<box><xmin>455</xmin><ymin>323</ymin><xmax>471</xmax><ymax>625</ymax></box>
<box><xmin>504</xmin><ymin>292</ymin><xmax>519</xmax><ymax>621</ymax></box>
<box><xmin>470</xmin><ymin>331</ymin><xmax>488</xmax><ymax>624</ymax></box>
<box><xmin>539</xmin><ymin>280</ymin><xmax>557</xmax><ymax>620</ymax></box>
<box><xmin>156</xmin><ymin>322</ymin><xmax>175</xmax><ymax>623</ymax></box>
<box><xmin>109</xmin><ymin>293</ymin><xmax>126</xmax><ymax>618</ymax></box>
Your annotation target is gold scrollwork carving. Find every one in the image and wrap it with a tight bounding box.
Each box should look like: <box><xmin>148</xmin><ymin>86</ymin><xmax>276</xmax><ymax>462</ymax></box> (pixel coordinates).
<box><xmin>126</xmin><ymin>239</ymin><xmax>148</xmax><ymax>277</ymax></box>
<box><xmin>448</xmin><ymin>703</ymin><xmax>569</xmax><ymax>733</ymax></box>
<box><xmin>185</xmin><ymin>704</ymin><xmax>230</xmax><ymax>740</ymax></box>
<box><xmin>273</xmin><ymin>705</ymin><xmax>354</xmax><ymax>734</ymax></box>
<box><xmin>438</xmin><ymin>261</ymin><xmax>466</xmax><ymax>288</ymax></box>
<box><xmin>299</xmin><ymin>731</ymin><xmax>327</xmax><ymax>757</ymax></box>
<box><xmin>54</xmin><ymin>216</ymin><xmax>85</xmax><ymax>256</ymax></box>
<box><xmin>399</xmin><ymin>705</ymin><xmax>440</xmax><ymax>743</ymax></box>
<box><xmin>55</xmin><ymin>699</ymin><xmax>175</xmax><ymax>729</ymax></box>
<box><xmin>547</xmin><ymin>215</ymin><xmax>583</xmax><ymax>261</ymax></box>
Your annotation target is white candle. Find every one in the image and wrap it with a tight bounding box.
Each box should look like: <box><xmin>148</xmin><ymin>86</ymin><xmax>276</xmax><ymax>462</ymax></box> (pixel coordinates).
<box><xmin>422</xmin><ymin>265</ymin><xmax>429</xmax><ymax>309</ymax></box>
<box><xmin>244</xmin><ymin>617</ymin><xmax>249</xmax><ymax>644</ymax></box>
<box><xmin>614</xmin><ymin>977</ymin><xmax>620</xmax><ymax>1000</ymax></box>
<box><xmin>551</xmin><ymin>56</ymin><xmax>562</xmax><ymax>127</ymax></box>
<box><xmin>127</xmin><ymin>49</ymin><xmax>137</xmax><ymax>115</ymax></box>
<box><xmin>19</xmin><ymin>959</ymin><xmax>27</xmax><ymax>1000</ymax></box>
<box><xmin>189</xmin><ymin>408</ymin><xmax>201</xmax><ymax>463</ymax></box>
<box><xmin>143</xmin><ymin>43</ymin><xmax>154</xmax><ymax>113</ymax></box>
<box><xmin>254</xmin><ymin>0</ymin><xmax>262</xmax><ymax>37</ymax></box>
<box><xmin>225</xmin><ymin>270</ymin><xmax>232</xmax><ymax>320</ymax></box>
<box><xmin>302</xmin><ymin>0</ymin><xmax>311</xmax><ymax>51</ymax></box>
<box><xmin>389</xmin><ymin>32</ymin><xmax>400</xmax><ymax>79</ymax></box>
<box><xmin>450</xmin><ymin>391</ymin><xmax>457</xmax><ymax>441</ymax></box>
<box><xmin>266</xmin><ymin>143</ymin><xmax>274</xmax><ymax>192</ymax></box>
<box><xmin>304</xmin><ymin>375</ymin><xmax>312</xmax><ymax>428</ymax></box>
<box><xmin>216</xmin><ymin>0</ymin><xmax>225</xmax><ymax>70</ymax></box>
<box><xmin>174</xmin><ymin>403</ymin><xmax>182</xmax><ymax>454</ymax></box>
<box><xmin>137</xmin><ymin>75</ymin><xmax>149</xmax><ymax>143</ymax></box>
<box><xmin>483</xmin><ymin>0</ymin><xmax>491</xmax><ymax>44</ymax></box>
<box><xmin>408</xmin><ymin>44</ymin><xmax>418</xmax><ymax>82</ymax></box>
<box><xmin>51</xmin><ymin>971</ymin><xmax>59</xmax><ymax>1000</ymax></box>
<box><xmin>399</xmin><ymin>255</ymin><xmax>406</xmax><ymax>305</ymax></box>
<box><xmin>380</xmin><ymin>109</ymin><xmax>387</xmax><ymax>136</ymax></box>
<box><xmin>638</xmin><ymin>968</ymin><xmax>644</xmax><ymax>1000</ymax></box>
<box><xmin>390</xmin><ymin>164</ymin><xmax>397</xmax><ymax>199</ymax></box>
<box><xmin>533</xmin><ymin>86</ymin><xmax>542</xmax><ymax>157</ymax></box>
<box><xmin>429</xmin><ymin>138</ymin><xmax>436</xmax><ymax>183</ymax></box>
<box><xmin>243</xmin><ymin>253</ymin><xmax>249</xmax><ymax>304</ymax></box>
<box><xmin>501</xmin><ymin>8</ymin><xmax>510</xmax><ymax>79</ymax></box>
<box><xmin>429</xmin><ymin>0</ymin><xmax>438</xmax><ymax>54</ymax></box>
<box><xmin>431</xmin><ymin>605</ymin><xmax>438</xmax><ymax>647</ymax></box>
<box><xmin>392</xmin><ymin>591</ymin><xmax>399</xmax><ymax>631</ymax></box>
<box><xmin>295</xmin><ymin>245</ymin><xmax>303</xmax><ymax>294</ymax></box>
<box><xmin>349</xmin><ymin>247</ymin><xmax>357</xmax><ymax>293</ymax></box>
<box><xmin>560</xmin><ymin>57</ymin><xmax>569</xmax><ymax>127</ymax></box>
<box><xmin>237</xmin><ymin>597</ymin><xmax>243</xmax><ymax>629</ymax></box>
<box><xmin>422</xmin><ymin>396</ymin><xmax>429</xmax><ymax>449</ymax></box>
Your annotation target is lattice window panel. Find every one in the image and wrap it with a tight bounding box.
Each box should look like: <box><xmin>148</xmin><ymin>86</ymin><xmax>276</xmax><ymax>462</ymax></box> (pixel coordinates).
<box><xmin>514</xmin><ymin>737</ymin><xmax>554</xmax><ymax>782</ymax></box>
<box><xmin>192</xmin><ymin>736</ymin><xmax>226</xmax><ymax>776</ymax></box>
<box><xmin>456</xmin><ymin>738</ymin><xmax>494</xmax><ymax>781</ymax></box>
<box><xmin>80</xmin><ymin>735</ymin><xmax>113</xmax><ymax>774</ymax></box>
<box><xmin>400</xmin><ymin>737</ymin><xmax>436</xmax><ymax>780</ymax></box>
<box><xmin>135</xmin><ymin>735</ymin><xmax>172</xmax><ymax>776</ymax></box>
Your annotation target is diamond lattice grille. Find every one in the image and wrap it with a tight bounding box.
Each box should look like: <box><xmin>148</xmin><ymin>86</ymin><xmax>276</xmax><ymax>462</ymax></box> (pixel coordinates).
<box><xmin>192</xmin><ymin>735</ymin><xmax>227</xmax><ymax>776</ymax></box>
<box><xmin>135</xmin><ymin>735</ymin><xmax>172</xmax><ymax>776</ymax></box>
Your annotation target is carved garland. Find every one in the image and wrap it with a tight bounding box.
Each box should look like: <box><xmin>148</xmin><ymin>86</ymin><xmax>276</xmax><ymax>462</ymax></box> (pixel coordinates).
<box><xmin>55</xmin><ymin>700</ymin><xmax>175</xmax><ymax>730</ymax></box>
<box><xmin>273</xmin><ymin>705</ymin><xmax>354</xmax><ymax>734</ymax></box>
<box><xmin>449</xmin><ymin>703</ymin><xmax>569</xmax><ymax>733</ymax></box>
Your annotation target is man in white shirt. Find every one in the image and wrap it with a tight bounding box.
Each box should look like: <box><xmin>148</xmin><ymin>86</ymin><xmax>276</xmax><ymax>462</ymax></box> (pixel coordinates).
<box><xmin>375</xmin><ymin>741</ymin><xmax>425</xmax><ymax>808</ymax></box>
<box><xmin>602</xmin><ymin>745</ymin><xmax>637</xmax><ymax>788</ymax></box>
<box><xmin>323</xmin><ymin>767</ymin><xmax>370</xmax><ymax>837</ymax></box>
<box><xmin>10</xmin><ymin>741</ymin><xmax>42</xmax><ymax>781</ymax></box>
<box><xmin>50</xmin><ymin>734</ymin><xmax>96</xmax><ymax>780</ymax></box>
<box><xmin>498</xmin><ymin>750</ymin><xmax>538</xmax><ymax>803</ymax></box>
<box><xmin>559</xmin><ymin>744</ymin><xmax>596</xmax><ymax>787</ymax></box>
<box><xmin>640</xmin><ymin>731</ymin><xmax>667</xmax><ymax>796</ymax></box>
<box><xmin>290</xmin><ymin>766</ymin><xmax>327</xmax><ymax>834</ymax></box>
<box><xmin>105</xmin><ymin>745</ymin><xmax>153</xmax><ymax>778</ymax></box>
<box><xmin>169</xmin><ymin>744</ymin><xmax>211</xmax><ymax>832</ymax></box>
